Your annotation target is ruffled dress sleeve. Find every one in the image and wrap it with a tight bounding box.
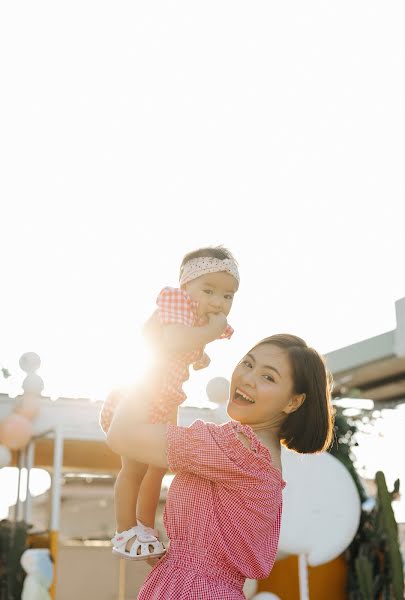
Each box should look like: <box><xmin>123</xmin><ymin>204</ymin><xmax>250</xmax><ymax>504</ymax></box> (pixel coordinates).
<box><xmin>156</xmin><ymin>287</ymin><xmax>196</xmax><ymax>327</ymax></box>
<box><xmin>166</xmin><ymin>420</ymin><xmax>283</xmax><ymax>489</ymax></box>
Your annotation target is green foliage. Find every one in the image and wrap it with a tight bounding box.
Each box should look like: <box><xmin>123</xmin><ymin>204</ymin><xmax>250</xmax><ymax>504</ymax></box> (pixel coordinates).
<box><xmin>375</xmin><ymin>472</ymin><xmax>404</xmax><ymax>600</ymax></box>
<box><xmin>0</xmin><ymin>520</ymin><xmax>28</xmax><ymax>600</ymax></box>
<box><xmin>328</xmin><ymin>405</ymin><xmax>368</xmax><ymax>502</ymax></box>
<box><xmin>330</xmin><ymin>404</ymin><xmax>404</xmax><ymax>599</ymax></box>
<box><xmin>1</xmin><ymin>368</ymin><xmax>10</xmax><ymax>379</ymax></box>
<box><xmin>355</xmin><ymin>554</ymin><xmax>374</xmax><ymax>600</ymax></box>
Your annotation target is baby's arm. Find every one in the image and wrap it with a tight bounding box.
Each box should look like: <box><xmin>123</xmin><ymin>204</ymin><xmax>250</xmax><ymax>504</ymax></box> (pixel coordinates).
<box><xmin>161</xmin><ymin>313</ymin><xmax>228</xmax><ymax>353</ymax></box>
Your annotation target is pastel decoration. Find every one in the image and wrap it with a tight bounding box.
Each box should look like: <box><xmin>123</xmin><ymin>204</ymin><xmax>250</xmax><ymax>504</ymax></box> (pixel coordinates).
<box><xmin>206</xmin><ymin>377</ymin><xmax>230</xmax><ymax>405</ymax></box>
<box><xmin>21</xmin><ymin>549</ymin><xmax>53</xmax><ymax>600</ymax></box>
<box><xmin>0</xmin><ymin>414</ymin><xmax>33</xmax><ymax>450</ymax></box>
<box><xmin>278</xmin><ymin>448</ymin><xmax>361</xmax><ymax>566</ymax></box>
<box><xmin>243</xmin><ymin>578</ymin><xmax>258</xmax><ymax>599</ymax></box>
<box><xmin>0</xmin><ymin>445</ymin><xmax>12</xmax><ymax>467</ymax></box>
<box><xmin>252</xmin><ymin>593</ymin><xmax>281</xmax><ymax>600</ymax></box>
<box><xmin>19</xmin><ymin>352</ymin><xmax>41</xmax><ymax>373</ymax></box>
<box><xmin>21</xmin><ymin>577</ymin><xmax>51</xmax><ymax>600</ymax></box>
<box><xmin>22</xmin><ymin>373</ymin><xmax>44</xmax><ymax>395</ymax></box>
<box><xmin>14</xmin><ymin>394</ymin><xmax>41</xmax><ymax>420</ymax></box>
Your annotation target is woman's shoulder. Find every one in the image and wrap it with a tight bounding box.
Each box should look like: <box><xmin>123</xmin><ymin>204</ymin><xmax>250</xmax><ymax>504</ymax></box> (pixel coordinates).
<box><xmin>216</xmin><ymin>421</ymin><xmax>286</xmax><ymax>486</ymax></box>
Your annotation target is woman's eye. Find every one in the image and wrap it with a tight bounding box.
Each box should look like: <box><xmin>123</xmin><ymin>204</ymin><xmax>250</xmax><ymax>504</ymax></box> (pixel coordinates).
<box><xmin>224</xmin><ymin>294</ymin><xmax>234</xmax><ymax>300</ymax></box>
<box><xmin>203</xmin><ymin>289</ymin><xmax>213</xmax><ymax>295</ymax></box>
<box><xmin>263</xmin><ymin>375</ymin><xmax>274</xmax><ymax>382</ymax></box>
<box><xmin>241</xmin><ymin>360</ymin><xmax>252</xmax><ymax>368</ymax></box>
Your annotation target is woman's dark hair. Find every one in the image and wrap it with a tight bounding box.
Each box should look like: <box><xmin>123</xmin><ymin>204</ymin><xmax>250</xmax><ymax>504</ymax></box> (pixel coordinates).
<box><xmin>179</xmin><ymin>246</ymin><xmax>238</xmax><ymax>281</ymax></box>
<box><xmin>253</xmin><ymin>334</ymin><xmax>334</xmax><ymax>453</ymax></box>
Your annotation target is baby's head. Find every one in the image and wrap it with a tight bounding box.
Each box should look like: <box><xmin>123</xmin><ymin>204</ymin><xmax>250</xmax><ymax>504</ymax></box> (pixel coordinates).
<box><xmin>179</xmin><ymin>246</ymin><xmax>239</xmax><ymax>320</ymax></box>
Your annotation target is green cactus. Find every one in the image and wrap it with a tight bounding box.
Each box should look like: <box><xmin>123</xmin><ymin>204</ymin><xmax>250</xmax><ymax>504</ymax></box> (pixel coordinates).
<box><xmin>355</xmin><ymin>555</ymin><xmax>374</xmax><ymax>600</ymax></box>
<box><xmin>375</xmin><ymin>472</ymin><xmax>404</xmax><ymax>600</ymax></box>
<box><xmin>330</xmin><ymin>405</ymin><xmax>405</xmax><ymax>599</ymax></box>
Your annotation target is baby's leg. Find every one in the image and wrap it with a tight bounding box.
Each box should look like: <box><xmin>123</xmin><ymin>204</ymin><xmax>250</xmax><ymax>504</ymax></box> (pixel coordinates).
<box><xmin>136</xmin><ymin>465</ymin><xmax>167</xmax><ymax>529</ymax></box>
<box><xmin>136</xmin><ymin>407</ymin><xmax>178</xmax><ymax>529</ymax></box>
<box><xmin>115</xmin><ymin>457</ymin><xmax>148</xmax><ymax>532</ymax></box>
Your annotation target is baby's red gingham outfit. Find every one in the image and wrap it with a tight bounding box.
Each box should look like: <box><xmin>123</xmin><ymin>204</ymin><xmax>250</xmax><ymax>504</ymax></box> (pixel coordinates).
<box><xmin>99</xmin><ymin>287</ymin><xmax>233</xmax><ymax>431</ymax></box>
<box><xmin>138</xmin><ymin>420</ymin><xmax>286</xmax><ymax>599</ymax></box>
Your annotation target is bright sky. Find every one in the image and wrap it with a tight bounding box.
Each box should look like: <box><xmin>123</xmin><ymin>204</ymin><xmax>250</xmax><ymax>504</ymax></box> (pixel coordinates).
<box><xmin>1</xmin><ymin>1</ymin><xmax>405</xmax><ymax>409</ymax></box>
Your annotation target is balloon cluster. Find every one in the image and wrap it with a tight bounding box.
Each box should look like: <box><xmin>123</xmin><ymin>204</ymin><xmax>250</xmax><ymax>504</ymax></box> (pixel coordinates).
<box><xmin>0</xmin><ymin>353</ymin><xmax>43</xmax><ymax>468</ymax></box>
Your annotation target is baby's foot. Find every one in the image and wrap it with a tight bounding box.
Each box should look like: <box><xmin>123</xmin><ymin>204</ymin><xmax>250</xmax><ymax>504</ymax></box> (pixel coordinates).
<box><xmin>111</xmin><ymin>524</ymin><xmax>165</xmax><ymax>561</ymax></box>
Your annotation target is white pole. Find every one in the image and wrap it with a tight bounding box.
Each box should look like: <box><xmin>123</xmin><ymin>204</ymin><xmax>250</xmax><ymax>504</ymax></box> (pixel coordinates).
<box><xmin>118</xmin><ymin>560</ymin><xmax>126</xmax><ymax>600</ymax></box>
<box><xmin>50</xmin><ymin>425</ymin><xmax>64</xmax><ymax>531</ymax></box>
<box><xmin>24</xmin><ymin>440</ymin><xmax>35</xmax><ymax>523</ymax></box>
<box><xmin>15</xmin><ymin>450</ymin><xmax>25</xmax><ymax>522</ymax></box>
<box><xmin>298</xmin><ymin>553</ymin><xmax>310</xmax><ymax>600</ymax></box>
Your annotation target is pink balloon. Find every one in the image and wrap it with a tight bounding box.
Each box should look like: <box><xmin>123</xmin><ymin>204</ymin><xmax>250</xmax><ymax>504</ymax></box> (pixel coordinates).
<box><xmin>0</xmin><ymin>414</ymin><xmax>33</xmax><ymax>450</ymax></box>
<box><xmin>14</xmin><ymin>394</ymin><xmax>41</xmax><ymax>420</ymax></box>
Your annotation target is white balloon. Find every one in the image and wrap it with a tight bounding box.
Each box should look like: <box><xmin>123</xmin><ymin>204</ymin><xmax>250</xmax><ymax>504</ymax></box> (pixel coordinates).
<box><xmin>21</xmin><ymin>549</ymin><xmax>53</xmax><ymax>589</ymax></box>
<box><xmin>21</xmin><ymin>576</ymin><xmax>51</xmax><ymax>600</ymax></box>
<box><xmin>19</xmin><ymin>352</ymin><xmax>41</xmax><ymax>373</ymax></box>
<box><xmin>243</xmin><ymin>578</ymin><xmax>258</xmax><ymax>599</ymax></box>
<box><xmin>206</xmin><ymin>377</ymin><xmax>229</xmax><ymax>404</ymax></box>
<box><xmin>278</xmin><ymin>448</ymin><xmax>361</xmax><ymax>566</ymax></box>
<box><xmin>252</xmin><ymin>593</ymin><xmax>281</xmax><ymax>600</ymax></box>
<box><xmin>0</xmin><ymin>444</ymin><xmax>12</xmax><ymax>467</ymax></box>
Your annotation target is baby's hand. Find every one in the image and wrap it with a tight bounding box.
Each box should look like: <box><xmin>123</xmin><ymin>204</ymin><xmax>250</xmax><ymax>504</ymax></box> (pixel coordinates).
<box><xmin>207</xmin><ymin>312</ymin><xmax>228</xmax><ymax>337</ymax></box>
<box><xmin>193</xmin><ymin>352</ymin><xmax>211</xmax><ymax>371</ymax></box>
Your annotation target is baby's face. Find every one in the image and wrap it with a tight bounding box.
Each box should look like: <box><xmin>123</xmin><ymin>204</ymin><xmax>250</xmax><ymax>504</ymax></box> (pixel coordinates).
<box><xmin>183</xmin><ymin>271</ymin><xmax>238</xmax><ymax>320</ymax></box>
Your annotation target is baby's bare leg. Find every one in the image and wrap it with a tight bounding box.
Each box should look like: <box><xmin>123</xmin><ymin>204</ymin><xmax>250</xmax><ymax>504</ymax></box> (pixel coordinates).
<box><xmin>136</xmin><ymin>407</ymin><xmax>178</xmax><ymax>529</ymax></box>
<box><xmin>115</xmin><ymin>457</ymin><xmax>148</xmax><ymax>532</ymax></box>
<box><xmin>136</xmin><ymin>465</ymin><xmax>167</xmax><ymax>529</ymax></box>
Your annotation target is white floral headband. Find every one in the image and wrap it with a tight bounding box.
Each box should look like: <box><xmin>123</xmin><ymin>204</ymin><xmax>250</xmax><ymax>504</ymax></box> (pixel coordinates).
<box><xmin>180</xmin><ymin>257</ymin><xmax>240</xmax><ymax>286</ymax></box>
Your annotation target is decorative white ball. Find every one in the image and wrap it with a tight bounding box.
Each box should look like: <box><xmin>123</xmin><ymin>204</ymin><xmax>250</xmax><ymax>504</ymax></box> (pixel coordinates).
<box><xmin>22</xmin><ymin>374</ymin><xmax>44</xmax><ymax>395</ymax></box>
<box><xmin>206</xmin><ymin>377</ymin><xmax>230</xmax><ymax>404</ymax></box>
<box><xmin>252</xmin><ymin>593</ymin><xmax>281</xmax><ymax>600</ymax></box>
<box><xmin>0</xmin><ymin>444</ymin><xmax>12</xmax><ymax>468</ymax></box>
<box><xmin>19</xmin><ymin>352</ymin><xmax>41</xmax><ymax>374</ymax></box>
<box><xmin>243</xmin><ymin>578</ymin><xmax>258</xmax><ymax>599</ymax></box>
<box><xmin>278</xmin><ymin>448</ymin><xmax>361</xmax><ymax>567</ymax></box>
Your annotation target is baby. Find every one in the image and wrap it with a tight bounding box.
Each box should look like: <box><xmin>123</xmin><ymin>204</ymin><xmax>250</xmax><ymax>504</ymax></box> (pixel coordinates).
<box><xmin>100</xmin><ymin>246</ymin><xmax>239</xmax><ymax>560</ymax></box>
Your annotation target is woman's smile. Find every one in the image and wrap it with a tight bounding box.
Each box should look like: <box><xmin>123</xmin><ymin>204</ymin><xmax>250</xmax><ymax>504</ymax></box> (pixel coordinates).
<box><xmin>232</xmin><ymin>387</ymin><xmax>256</xmax><ymax>405</ymax></box>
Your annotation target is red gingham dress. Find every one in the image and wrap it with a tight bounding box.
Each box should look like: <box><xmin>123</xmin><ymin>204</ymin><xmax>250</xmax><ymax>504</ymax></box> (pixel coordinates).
<box><xmin>137</xmin><ymin>420</ymin><xmax>286</xmax><ymax>600</ymax></box>
<box><xmin>100</xmin><ymin>287</ymin><xmax>234</xmax><ymax>431</ymax></box>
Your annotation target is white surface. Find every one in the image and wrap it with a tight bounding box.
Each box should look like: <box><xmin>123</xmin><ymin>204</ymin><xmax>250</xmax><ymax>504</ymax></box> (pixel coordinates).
<box><xmin>279</xmin><ymin>448</ymin><xmax>361</xmax><ymax>566</ymax></box>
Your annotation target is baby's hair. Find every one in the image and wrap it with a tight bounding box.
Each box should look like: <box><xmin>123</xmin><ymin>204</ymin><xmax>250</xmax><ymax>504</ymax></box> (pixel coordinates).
<box><xmin>179</xmin><ymin>246</ymin><xmax>238</xmax><ymax>281</ymax></box>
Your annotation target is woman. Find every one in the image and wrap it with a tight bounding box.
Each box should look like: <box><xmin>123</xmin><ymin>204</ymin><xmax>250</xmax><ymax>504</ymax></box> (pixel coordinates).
<box><xmin>107</xmin><ymin>334</ymin><xmax>334</xmax><ymax>599</ymax></box>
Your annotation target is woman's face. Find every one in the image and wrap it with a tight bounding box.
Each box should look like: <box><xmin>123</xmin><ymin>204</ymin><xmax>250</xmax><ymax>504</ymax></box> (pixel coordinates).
<box><xmin>227</xmin><ymin>343</ymin><xmax>302</xmax><ymax>428</ymax></box>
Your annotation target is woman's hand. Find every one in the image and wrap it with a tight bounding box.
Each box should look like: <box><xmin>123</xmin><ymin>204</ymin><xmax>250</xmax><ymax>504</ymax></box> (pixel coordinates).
<box><xmin>193</xmin><ymin>352</ymin><xmax>211</xmax><ymax>371</ymax></box>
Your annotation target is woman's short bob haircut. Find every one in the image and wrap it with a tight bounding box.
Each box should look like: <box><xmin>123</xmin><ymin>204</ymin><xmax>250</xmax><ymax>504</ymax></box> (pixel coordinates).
<box><xmin>252</xmin><ymin>334</ymin><xmax>334</xmax><ymax>454</ymax></box>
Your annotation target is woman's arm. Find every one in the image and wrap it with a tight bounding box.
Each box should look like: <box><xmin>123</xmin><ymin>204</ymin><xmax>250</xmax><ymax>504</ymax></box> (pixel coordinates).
<box><xmin>106</xmin><ymin>388</ymin><xmax>169</xmax><ymax>469</ymax></box>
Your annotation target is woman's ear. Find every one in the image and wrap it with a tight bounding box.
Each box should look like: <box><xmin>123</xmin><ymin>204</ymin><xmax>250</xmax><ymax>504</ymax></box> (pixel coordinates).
<box><xmin>284</xmin><ymin>393</ymin><xmax>306</xmax><ymax>415</ymax></box>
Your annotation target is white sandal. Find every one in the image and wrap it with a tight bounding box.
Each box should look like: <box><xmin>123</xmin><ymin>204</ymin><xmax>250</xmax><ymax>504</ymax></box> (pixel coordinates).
<box><xmin>111</xmin><ymin>522</ymin><xmax>166</xmax><ymax>561</ymax></box>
